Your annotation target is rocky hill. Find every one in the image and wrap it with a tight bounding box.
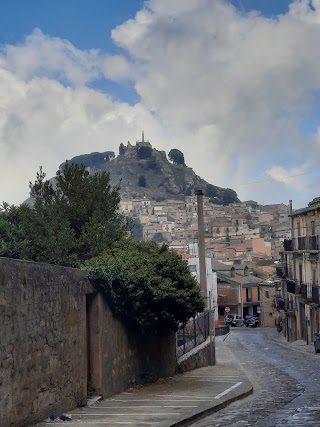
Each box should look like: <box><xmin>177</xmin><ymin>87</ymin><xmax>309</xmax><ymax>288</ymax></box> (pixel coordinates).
<box><xmin>59</xmin><ymin>140</ymin><xmax>239</xmax><ymax>204</ymax></box>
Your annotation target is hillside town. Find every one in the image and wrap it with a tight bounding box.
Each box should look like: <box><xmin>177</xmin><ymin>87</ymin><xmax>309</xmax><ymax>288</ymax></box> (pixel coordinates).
<box><xmin>120</xmin><ymin>196</ymin><xmax>290</xmax><ymax>326</ymax></box>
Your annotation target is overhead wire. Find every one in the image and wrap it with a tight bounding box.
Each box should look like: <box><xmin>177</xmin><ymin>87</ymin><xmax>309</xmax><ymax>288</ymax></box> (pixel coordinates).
<box><xmin>226</xmin><ymin>170</ymin><xmax>320</xmax><ymax>187</ymax></box>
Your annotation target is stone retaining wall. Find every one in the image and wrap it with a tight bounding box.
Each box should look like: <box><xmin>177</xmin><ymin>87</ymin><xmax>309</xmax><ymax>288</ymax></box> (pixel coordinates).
<box><xmin>0</xmin><ymin>258</ymin><xmax>175</xmax><ymax>427</ymax></box>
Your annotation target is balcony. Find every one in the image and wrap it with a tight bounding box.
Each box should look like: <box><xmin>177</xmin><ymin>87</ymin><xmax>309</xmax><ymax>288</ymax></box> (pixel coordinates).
<box><xmin>283</xmin><ymin>239</ymin><xmax>293</xmax><ymax>251</ymax></box>
<box><xmin>301</xmin><ymin>283</ymin><xmax>312</xmax><ymax>301</ymax></box>
<box><xmin>276</xmin><ymin>266</ymin><xmax>285</xmax><ymax>278</ymax></box>
<box><xmin>287</xmin><ymin>279</ymin><xmax>296</xmax><ymax>294</ymax></box>
<box><xmin>312</xmin><ymin>285</ymin><xmax>320</xmax><ymax>305</ymax></box>
<box><xmin>276</xmin><ymin>298</ymin><xmax>285</xmax><ymax>310</ymax></box>
<box><xmin>291</xmin><ymin>235</ymin><xmax>320</xmax><ymax>252</ymax></box>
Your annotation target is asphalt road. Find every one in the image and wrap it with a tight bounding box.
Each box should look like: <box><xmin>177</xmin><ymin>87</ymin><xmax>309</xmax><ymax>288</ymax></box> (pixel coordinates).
<box><xmin>190</xmin><ymin>327</ymin><xmax>320</xmax><ymax>427</ymax></box>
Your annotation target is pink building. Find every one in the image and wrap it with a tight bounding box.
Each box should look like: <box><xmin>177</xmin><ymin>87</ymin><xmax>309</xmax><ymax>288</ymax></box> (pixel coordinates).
<box><xmin>251</xmin><ymin>238</ymin><xmax>272</xmax><ymax>257</ymax></box>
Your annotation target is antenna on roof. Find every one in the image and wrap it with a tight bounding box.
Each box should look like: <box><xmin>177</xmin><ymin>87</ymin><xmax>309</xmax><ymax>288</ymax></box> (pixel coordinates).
<box><xmin>142</xmin><ymin>130</ymin><xmax>144</xmax><ymax>143</ymax></box>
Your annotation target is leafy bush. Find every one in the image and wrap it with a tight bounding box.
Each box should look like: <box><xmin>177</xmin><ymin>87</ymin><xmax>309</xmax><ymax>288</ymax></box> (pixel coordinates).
<box><xmin>146</xmin><ymin>157</ymin><xmax>160</xmax><ymax>172</ymax></box>
<box><xmin>84</xmin><ymin>240</ymin><xmax>204</xmax><ymax>333</ymax></box>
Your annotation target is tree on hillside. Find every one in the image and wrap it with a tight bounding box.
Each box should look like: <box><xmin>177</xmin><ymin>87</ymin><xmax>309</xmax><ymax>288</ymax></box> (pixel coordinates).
<box><xmin>84</xmin><ymin>240</ymin><xmax>204</xmax><ymax>333</ymax></box>
<box><xmin>205</xmin><ymin>183</ymin><xmax>218</xmax><ymax>198</ymax></box>
<box><xmin>146</xmin><ymin>157</ymin><xmax>160</xmax><ymax>172</ymax></box>
<box><xmin>119</xmin><ymin>143</ymin><xmax>126</xmax><ymax>156</ymax></box>
<box><xmin>185</xmin><ymin>185</ymin><xmax>192</xmax><ymax>196</ymax></box>
<box><xmin>222</xmin><ymin>188</ymin><xmax>238</xmax><ymax>205</ymax></box>
<box><xmin>137</xmin><ymin>145</ymin><xmax>153</xmax><ymax>160</ymax></box>
<box><xmin>131</xmin><ymin>218</ymin><xmax>143</xmax><ymax>240</ymax></box>
<box><xmin>152</xmin><ymin>232</ymin><xmax>168</xmax><ymax>243</ymax></box>
<box><xmin>168</xmin><ymin>149</ymin><xmax>185</xmax><ymax>166</ymax></box>
<box><xmin>138</xmin><ymin>174</ymin><xmax>147</xmax><ymax>187</ymax></box>
<box><xmin>0</xmin><ymin>163</ymin><xmax>130</xmax><ymax>266</ymax></box>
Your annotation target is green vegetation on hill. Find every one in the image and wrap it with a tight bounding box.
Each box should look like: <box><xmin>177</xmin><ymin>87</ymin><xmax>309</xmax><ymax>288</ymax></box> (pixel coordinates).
<box><xmin>63</xmin><ymin>142</ymin><xmax>239</xmax><ymax>204</ymax></box>
<box><xmin>59</xmin><ymin>151</ymin><xmax>115</xmax><ymax>170</ymax></box>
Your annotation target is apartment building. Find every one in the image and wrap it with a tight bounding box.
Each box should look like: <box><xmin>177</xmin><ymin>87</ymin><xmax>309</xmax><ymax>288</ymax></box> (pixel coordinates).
<box><xmin>281</xmin><ymin>197</ymin><xmax>320</xmax><ymax>343</ymax></box>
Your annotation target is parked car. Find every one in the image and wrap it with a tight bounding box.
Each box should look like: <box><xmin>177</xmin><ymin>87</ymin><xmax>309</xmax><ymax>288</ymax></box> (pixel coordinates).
<box><xmin>226</xmin><ymin>314</ymin><xmax>244</xmax><ymax>327</ymax></box>
<box><xmin>245</xmin><ymin>315</ymin><xmax>260</xmax><ymax>327</ymax></box>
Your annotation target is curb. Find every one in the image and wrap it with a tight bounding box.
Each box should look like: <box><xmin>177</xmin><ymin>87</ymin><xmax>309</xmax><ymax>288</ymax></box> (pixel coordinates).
<box><xmin>163</xmin><ymin>385</ymin><xmax>253</xmax><ymax>427</ymax></box>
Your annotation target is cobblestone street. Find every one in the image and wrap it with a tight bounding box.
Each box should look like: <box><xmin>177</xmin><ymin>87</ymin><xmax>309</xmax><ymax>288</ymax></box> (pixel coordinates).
<box><xmin>190</xmin><ymin>328</ymin><xmax>320</xmax><ymax>427</ymax></box>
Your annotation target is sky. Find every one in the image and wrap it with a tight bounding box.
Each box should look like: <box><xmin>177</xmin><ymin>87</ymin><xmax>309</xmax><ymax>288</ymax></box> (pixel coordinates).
<box><xmin>1</xmin><ymin>0</ymin><xmax>320</xmax><ymax>208</ymax></box>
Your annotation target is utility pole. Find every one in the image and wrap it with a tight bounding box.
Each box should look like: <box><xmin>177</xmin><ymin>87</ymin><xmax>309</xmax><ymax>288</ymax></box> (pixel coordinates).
<box><xmin>196</xmin><ymin>189</ymin><xmax>208</xmax><ymax>308</ymax></box>
<box><xmin>238</xmin><ymin>280</ymin><xmax>243</xmax><ymax>318</ymax></box>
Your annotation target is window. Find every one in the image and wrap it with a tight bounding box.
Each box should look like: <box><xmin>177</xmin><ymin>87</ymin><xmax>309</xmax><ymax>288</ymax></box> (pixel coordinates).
<box><xmin>265</xmin><ymin>290</ymin><xmax>269</xmax><ymax>299</ymax></box>
<box><xmin>311</xmin><ymin>220</ymin><xmax>316</xmax><ymax>236</ymax></box>
<box><xmin>297</xmin><ymin>220</ymin><xmax>301</xmax><ymax>237</ymax></box>
<box><xmin>246</xmin><ymin>288</ymin><xmax>252</xmax><ymax>302</ymax></box>
<box><xmin>299</xmin><ymin>264</ymin><xmax>303</xmax><ymax>285</ymax></box>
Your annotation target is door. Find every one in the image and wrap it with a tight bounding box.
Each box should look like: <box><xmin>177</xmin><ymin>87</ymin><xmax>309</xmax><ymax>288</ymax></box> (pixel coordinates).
<box><xmin>300</xmin><ymin>303</ymin><xmax>307</xmax><ymax>341</ymax></box>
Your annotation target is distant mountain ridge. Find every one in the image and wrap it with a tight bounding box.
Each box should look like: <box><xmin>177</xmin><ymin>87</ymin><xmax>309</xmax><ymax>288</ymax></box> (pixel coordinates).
<box><xmin>60</xmin><ymin>139</ymin><xmax>239</xmax><ymax>205</ymax></box>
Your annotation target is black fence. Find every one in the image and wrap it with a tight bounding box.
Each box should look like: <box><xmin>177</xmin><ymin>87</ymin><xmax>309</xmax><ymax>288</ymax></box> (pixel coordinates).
<box><xmin>287</xmin><ymin>279</ymin><xmax>296</xmax><ymax>294</ymax></box>
<box><xmin>301</xmin><ymin>283</ymin><xmax>307</xmax><ymax>300</ymax></box>
<box><xmin>284</xmin><ymin>239</ymin><xmax>293</xmax><ymax>251</ymax></box>
<box><xmin>312</xmin><ymin>285</ymin><xmax>320</xmax><ymax>305</ymax></box>
<box><xmin>293</xmin><ymin>236</ymin><xmax>319</xmax><ymax>251</ymax></box>
<box><xmin>276</xmin><ymin>298</ymin><xmax>285</xmax><ymax>310</ymax></box>
<box><xmin>176</xmin><ymin>312</ymin><xmax>210</xmax><ymax>358</ymax></box>
<box><xmin>276</xmin><ymin>267</ymin><xmax>285</xmax><ymax>278</ymax></box>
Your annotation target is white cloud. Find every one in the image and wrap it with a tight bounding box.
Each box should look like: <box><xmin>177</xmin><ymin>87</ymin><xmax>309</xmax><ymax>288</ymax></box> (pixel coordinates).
<box><xmin>266</xmin><ymin>166</ymin><xmax>307</xmax><ymax>187</ymax></box>
<box><xmin>2</xmin><ymin>1</ymin><xmax>320</xmax><ymax>207</ymax></box>
<box><xmin>0</xmin><ymin>68</ymin><xmax>161</xmax><ymax>204</ymax></box>
<box><xmin>0</xmin><ymin>29</ymin><xmax>101</xmax><ymax>86</ymax></box>
<box><xmin>102</xmin><ymin>55</ymin><xmax>137</xmax><ymax>81</ymax></box>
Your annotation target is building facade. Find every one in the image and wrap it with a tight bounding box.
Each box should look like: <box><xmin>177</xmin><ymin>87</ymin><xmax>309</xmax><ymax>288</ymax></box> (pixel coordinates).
<box><xmin>281</xmin><ymin>197</ymin><xmax>320</xmax><ymax>343</ymax></box>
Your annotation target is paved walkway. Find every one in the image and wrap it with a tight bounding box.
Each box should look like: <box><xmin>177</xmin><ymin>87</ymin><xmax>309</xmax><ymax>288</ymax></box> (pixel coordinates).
<box><xmin>266</xmin><ymin>327</ymin><xmax>316</xmax><ymax>355</ymax></box>
<box><xmin>35</xmin><ymin>335</ymin><xmax>252</xmax><ymax>427</ymax></box>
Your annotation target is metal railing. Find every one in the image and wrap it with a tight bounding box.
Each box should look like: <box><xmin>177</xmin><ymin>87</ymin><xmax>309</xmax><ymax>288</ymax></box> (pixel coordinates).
<box><xmin>284</xmin><ymin>239</ymin><xmax>293</xmax><ymax>251</ymax></box>
<box><xmin>312</xmin><ymin>285</ymin><xmax>320</xmax><ymax>305</ymax></box>
<box><xmin>284</xmin><ymin>236</ymin><xmax>320</xmax><ymax>252</ymax></box>
<box><xmin>291</xmin><ymin>236</ymin><xmax>320</xmax><ymax>251</ymax></box>
<box><xmin>276</xmin><ymin>298</ymin><xmax>285</xmax><ymax>310</ymax></box>
<box><xmin>286</xmin><ymin>279</ymin><xmax>296</xmax><ymax>294</ymax></box>
<box><xmin>176</xmin><ymin>312</ymin><xmax>210</xmax><ymax>358</ymax></box>
<box><xmin>301</xmin><ymin>283</ymin><xmax>312</xmax><ymax>301</ymax></box>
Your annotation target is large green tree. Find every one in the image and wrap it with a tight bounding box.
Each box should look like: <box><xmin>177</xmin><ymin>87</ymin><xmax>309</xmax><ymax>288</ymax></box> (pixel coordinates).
<box><xmin>168</xmin><ymin>149</ymin><xmax>185</xmax><ymax>166</ymax></box>
<box><xmin>137</xmin><ymin>145</ymin><xmax>152</xmax><ymax>160</ymax></box>
<box><xmin>0</xmin><ymin>163</ymin><xmax>130</xmax><ymax>266</ymax></box>
<box><xmin>84</xmin><ymin>240</ymin><xmax>204</xmax><ymax>333</ymax></box>
<box><xmin>222</xmin><ymin>188</ymin><xmax>238</xmax><ymax>205</ymax></box>
<box><xmin>0</xmin><ymin>203</ymin><xmax>34</xmax><ymax>259</ymax></box>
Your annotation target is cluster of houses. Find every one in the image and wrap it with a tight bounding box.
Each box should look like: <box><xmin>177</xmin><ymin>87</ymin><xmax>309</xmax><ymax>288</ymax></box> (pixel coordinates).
<box><xmin>122</xmin><ymin>194</ymin><xmax>320</xmax><ymax>345</ymax></box>
<box><xmin>120</xmin><ymin>196</ymin><xmax>291</xmax><ymax>328</ymax></box>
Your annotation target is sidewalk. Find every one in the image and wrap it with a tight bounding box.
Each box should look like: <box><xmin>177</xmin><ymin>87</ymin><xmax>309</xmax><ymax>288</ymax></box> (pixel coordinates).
<box><xmin>266</xmin><ymin>327</ymin><xmax>316</xmax><ymax>355</ymax></box>
<box><xmin>35</xmin><ymin>335</ymin><xmax>252</xmax><ymax>427</ymax></box>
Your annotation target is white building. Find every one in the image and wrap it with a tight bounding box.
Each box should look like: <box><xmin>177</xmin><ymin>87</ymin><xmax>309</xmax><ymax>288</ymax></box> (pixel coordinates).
<box><xmin>187</xmin><ymin>257</ymin><xmax>218</xmax><ymax>321</ymax></box>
